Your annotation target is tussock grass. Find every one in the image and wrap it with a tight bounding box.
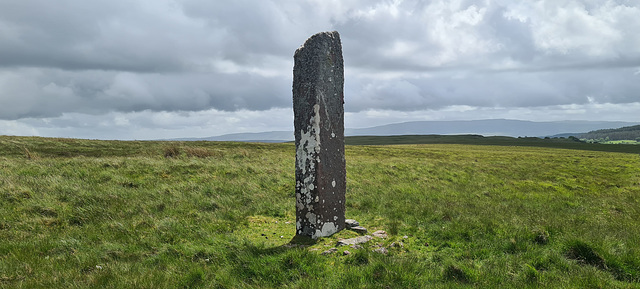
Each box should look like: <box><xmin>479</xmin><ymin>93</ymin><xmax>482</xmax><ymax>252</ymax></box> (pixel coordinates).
<box><xmin>163</xmin><ymin>144</ymin><xmax>181</xmax><ymax>158</ymax></box>
<box><xmin>23</xmin><ymin>147</ymin><xmax>39</xmax><ymax>160</ymax></box>
<box><xmin>1</xmin><ymin>136</ymin><xmax>640</xmax><ymax>288</ymax></box>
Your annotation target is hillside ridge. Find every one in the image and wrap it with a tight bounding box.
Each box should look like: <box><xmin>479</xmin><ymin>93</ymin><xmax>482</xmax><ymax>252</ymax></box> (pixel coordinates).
<box><xmin>173</xmin><ymin>119</ymin><xmax>639</xmax><ymax>142</ymax></box>
<box><xmin>580</xmin><ymin>125</ymin><xmax>640</xmax><ymax>141</ymax></box>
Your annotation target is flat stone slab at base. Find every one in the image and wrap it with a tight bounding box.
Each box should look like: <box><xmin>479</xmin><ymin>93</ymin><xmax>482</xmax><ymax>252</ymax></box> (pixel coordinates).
<box><xmin>345</xmin><ymin>219</ymin><xmax>360</xmax><ymax>228</ymax></box>
<box><xmin>349</xmin><ymin>226</ymin><xmax>368</xmax><ymax>233</ymax></box>
<box><xmin>372</xmin><ymin>230</ymin><xmax>388</xmax><ymax>239</ymax></box>
<box><xmin>337</xmin><ymin>235</ymin><xmax>372</xmax><ymax>246</ymax></box>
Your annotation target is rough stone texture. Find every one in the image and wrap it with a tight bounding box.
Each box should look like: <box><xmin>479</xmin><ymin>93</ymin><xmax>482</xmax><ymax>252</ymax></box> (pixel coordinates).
<box><xmin>321</xmin><ymin>248</ymin><xmax>338</xmax><ymax>255</ymax></box>
<box><xmin>345</xmin><ymin>219</ymin><xmax>360</xmax><ymax>228</ymax></box>
<box><xmin>293</xmin><ymin>31</ymin><xmax>346</xmax><ymax>239</ymax></box>
<box><xmin>349</xmin><ymin>226</ymin><xmax>368</xmax><ymax>234</ymax></box>
<box><xmin>372</xmin><ymin>230</ymin><xmax>388</xmax><ymax>239</ymax></box>
<box><xmin>337</xmin><ymin>235</ymin><xmax>372</xmax><ymax>246</ymax></box>
<box><xmin>373</xmin><ymin>247</ymin><xmax>389</xmax><ymax>255</ymax></box>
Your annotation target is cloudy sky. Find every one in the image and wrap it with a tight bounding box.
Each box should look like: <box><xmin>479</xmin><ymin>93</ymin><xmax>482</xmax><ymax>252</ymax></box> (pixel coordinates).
<box><xmin>1</xmin><ymin>0</ymin><xmax>639</xmax><ymax>140</ymax></box>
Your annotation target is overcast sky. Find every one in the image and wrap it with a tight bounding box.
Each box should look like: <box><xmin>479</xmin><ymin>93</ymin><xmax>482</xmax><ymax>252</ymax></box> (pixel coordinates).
<box><xmin>1</xmin><ymin>0</ymin><xmax>639</xmax><ymax>140</ymax></box>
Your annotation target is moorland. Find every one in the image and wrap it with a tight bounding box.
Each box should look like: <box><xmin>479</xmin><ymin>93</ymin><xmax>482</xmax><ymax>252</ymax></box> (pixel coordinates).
<box><xmin>1</xmin><ymin>135</ymin><xmax>639</xmax><ymax>288</ymax></box>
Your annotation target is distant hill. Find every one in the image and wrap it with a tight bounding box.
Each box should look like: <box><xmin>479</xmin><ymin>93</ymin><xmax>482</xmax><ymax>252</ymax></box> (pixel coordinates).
<box><xmin>345</xmin><ymin>119</ymin><xmax>639</xmax><ymax>138</ymax></box>
<box><xmin>169</xmin><ymin>131</ymin><xmax>293</xmax><ymax>142</ymax></box>
<box><xmin>579</xmin><ymin>125</ymin><xmax>640</xmax><ymax>141</ymax></box>
<box><xmin>176</xmin><ymin>119</ymin><xmax>639</xmax><ymax>142</ymax></box>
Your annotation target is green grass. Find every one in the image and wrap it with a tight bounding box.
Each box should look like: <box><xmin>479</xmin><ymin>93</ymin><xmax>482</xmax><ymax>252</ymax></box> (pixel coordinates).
<box><xmin>1</xmin><ymin>136</ymin><xmax>640</xmax><ymax>288</ymax></box>
<box><xmin>346</xmin><ymin>134</ymin><xmax>640</xmax><ymax>153</ymax></box>
<box><xmin>601</xmin><ymin>140</ymin><xmax>640</xmax><ymax>145</ymax></box>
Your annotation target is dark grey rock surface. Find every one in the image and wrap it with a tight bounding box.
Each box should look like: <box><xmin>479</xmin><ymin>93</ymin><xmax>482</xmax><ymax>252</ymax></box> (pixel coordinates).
<box><xmin>349</xmin><ymin>226</ymin><xmax>368</xmax><ymax>234</ymax></box>
<box><xmin>321</xmin><ymin>248</ymin><xmax>338</xmax><ymax>255</ymax></box>
<box><xmin>293</xmin><ymin>31</ymin><xmax>346</xmax><ymax>239</ymax></box>
<box><xmin>337</xmin><ymin>235</ymin><xmax>372</xmax><ymax>246</ymax></box>
<box><xmin>345</xmin><ymin>219</ymin><xmax>360</xmax><ymax>228</ymax></box>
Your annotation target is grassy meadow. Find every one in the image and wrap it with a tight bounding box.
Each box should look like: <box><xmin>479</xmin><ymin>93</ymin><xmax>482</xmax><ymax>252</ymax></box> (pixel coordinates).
<box><xmin>1</xmin><ymin>136</ymin><xmax>640</xmax><ymax>288</ymax></box>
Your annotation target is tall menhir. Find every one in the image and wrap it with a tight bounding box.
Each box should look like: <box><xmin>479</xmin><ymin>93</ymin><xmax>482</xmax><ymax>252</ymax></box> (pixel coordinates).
<box><xmin>292</xmin><ymin>31</ymin><xmax>346</xmax><ymax>239</ymax></box>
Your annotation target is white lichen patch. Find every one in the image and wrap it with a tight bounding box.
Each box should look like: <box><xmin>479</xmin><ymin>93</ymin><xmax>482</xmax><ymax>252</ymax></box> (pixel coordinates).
<box><xmin>305</xmin><ymin>212</ymin><xmax>316</xmax><ymax>225</ymax></box>
<box><xmin>296</xmin><ymin>103</ymin><xmax>324</xmax><ymax>235</ymax></box>
<box><xmin>296</xmin><ymin>192</ymin><xmax>304</xmax><ymax>210</ymax></box>
<box><xmin>296</xmin><ymin>104</ymin><xmax>321</xmax><ymax>205</ymax></box>
<box><xmin>313</xmin><ymin>222</ymin><xmax>338</xmax><ymax>239</ymax></box>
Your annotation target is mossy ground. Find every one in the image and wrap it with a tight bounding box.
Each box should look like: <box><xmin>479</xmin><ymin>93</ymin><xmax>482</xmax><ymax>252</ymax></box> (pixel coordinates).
<box><xmin>1</xmin><ymin>136</ymin><xmax>639</xmax><ymax>288</ymax></box>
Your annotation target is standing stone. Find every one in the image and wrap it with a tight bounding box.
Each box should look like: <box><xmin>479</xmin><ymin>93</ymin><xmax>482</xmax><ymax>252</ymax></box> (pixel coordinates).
<box><xmin>293</xmin><ymin>31</ymin><xmax>345</xmax><ymax>239</ymax></box>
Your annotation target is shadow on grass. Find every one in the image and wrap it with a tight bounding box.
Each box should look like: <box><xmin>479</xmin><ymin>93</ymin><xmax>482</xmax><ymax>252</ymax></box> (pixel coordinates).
<box><xmin>221</xmin><ymin>239</ymin><xmax>325</xmax><ymax>288</ymax></box>
<box><xmin>565</xmin><ymin>240</ymin><xmax>640</xmax><ymax>283</ymax></box>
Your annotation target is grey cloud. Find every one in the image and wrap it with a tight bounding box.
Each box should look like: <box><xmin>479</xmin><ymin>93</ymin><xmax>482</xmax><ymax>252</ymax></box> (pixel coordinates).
<box><xmin>482</xmin><ymin>7</ymin><xmax>537</xmax><ymax>63</ymax></box>
<box><xmin>0</xmin><ymin>68</ymin><xmax>290</xmax><ymax>120</ymax></box>
<box><xmin>1</xmin><ymin>0</ymin><xmax>640</xmax><ymax>122</ymax></box>
<box><xmin>180</xmin><ymin>0</ymin><xmax>298</xmax><ymax>62</ymax></box>
<box><xmin>345</xmin><ymin>67</ymin><xmax>640</xmax><ymax>112</ymax></box>
<box><xmin>95</xmin><ymin>72</ymin><xmax>291</xmax><ymax>112</ymax></box>
<box><xmin>15</xmin><ymin>108</ymin><xmax>294</xmax><ymax>140</ymax></box>
<box><xmin>0</xmin><ymin>1</ymin><xmax>227</xmax><ymax>72</ymax></box>
<box><xmin>0</xmin><ymin>0</ymin><xmax>305</xmax><ymax>120</ymax></box>
<box><xmin>338</xmin><ymin>0</ymin><xmax>640</xmax><ymax>112</ymax></box>
<box><xmin>338</xmin><ymin>0</ymin><xmax>507</xmax><ymax>71</ymax></box>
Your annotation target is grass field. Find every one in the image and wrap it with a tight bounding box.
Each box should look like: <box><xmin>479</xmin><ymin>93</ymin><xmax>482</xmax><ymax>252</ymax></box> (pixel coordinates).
<box><xmin>1</xmin><ymin>136</ymin><xmax>640</xmax><ymax>288</ymax></box>
<box><xmin>345</xmin><ymin>134</ymin><xmax>640</xmax><ymax>153</ymax></box>
<box><xmin>601</xmin><ymin>140</ymin><xmax>640</xmax><ymax>145</ymax></box>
